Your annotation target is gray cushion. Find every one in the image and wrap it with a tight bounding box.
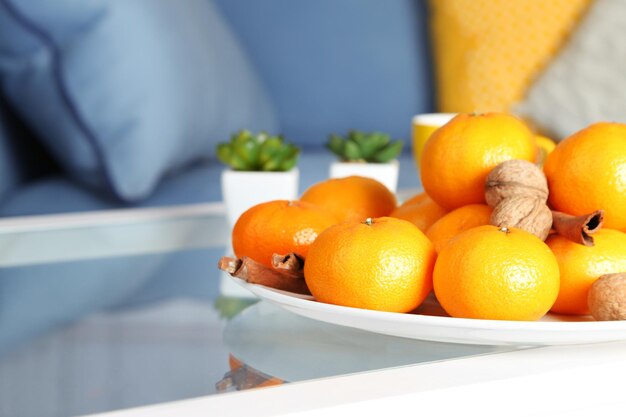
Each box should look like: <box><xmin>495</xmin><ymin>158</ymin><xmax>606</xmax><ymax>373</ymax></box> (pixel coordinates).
<box><xmin>515</xmin><ymin>0</ymin><xmax>626</xmax><ymax>140</ymax></box>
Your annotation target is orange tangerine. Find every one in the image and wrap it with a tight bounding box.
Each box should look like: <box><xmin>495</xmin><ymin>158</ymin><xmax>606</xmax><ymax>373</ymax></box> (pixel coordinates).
<box><xmin>434</xmin><ymin>225</ymin><xmax>560</xmax><ymax>321</ymax></box>
<box><xmin>426</xmin><ymin>204</ymin><xmax>493</xmax><ymax>253</ymax></box>
<box><xmin>544</xmin><ymin>122</ymin><xmax>626</xmax><ymax>231</ymax></box>
<box><xmin>232</xmin><ymin>200</ymin><xmax>337</xmax><ymax>267</ymax></box>
<box><xmin>304</xmin><ymin>217</ymin><xmax>436</xmax><ymax>313</ymax></box>
<box><xmin>390</xmin><ymin>192</ymin><xmax>448</xmax><ymax>233</ymax></box>
<box><xmin>546</xmin><ymin>229</ymin><xmax>626</xmax><ymax>315</ymax></box>
<box><xmin>300</xmin><ymin>176</ymin><xmax>396</xmax><ymax>223</ymax></box>
<box><xmin>420</xmin><ymin>112</ymin><xmax>537</xmax><ymax>209</ymax></box>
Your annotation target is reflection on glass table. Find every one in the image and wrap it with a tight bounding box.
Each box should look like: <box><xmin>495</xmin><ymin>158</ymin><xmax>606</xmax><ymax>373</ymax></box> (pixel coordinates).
<box><xmin>220</xmin><ymin>302</ymin><xmax>514</xmax><ymax>384</ymax></box>
<box><xmin>0</xmin><ymin>205</ymin><xmax>524</xmax><ymax>417</ymax></box>
<box><xmin>0</xmin><ymin>249</ymin><xmax>229</xmax><ymax>417</ymax></box>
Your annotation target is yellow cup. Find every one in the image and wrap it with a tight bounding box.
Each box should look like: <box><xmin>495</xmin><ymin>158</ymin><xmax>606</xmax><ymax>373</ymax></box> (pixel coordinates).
<box><xmin>412</xmin><ymin>113</ymin><xmax>456</xmax><ymax>168</ymax></box>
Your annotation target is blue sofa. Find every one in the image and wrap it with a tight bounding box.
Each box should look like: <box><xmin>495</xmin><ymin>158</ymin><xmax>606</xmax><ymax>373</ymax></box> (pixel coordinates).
<box><xmin>0</xmin><ymin>0</ymin><xmax>433</xmax><ymax>217</ymax></box>
<box><xmin>0</xmin><ymin>0</ymin><xmax>433</xmax><ymax>353</ymax></box>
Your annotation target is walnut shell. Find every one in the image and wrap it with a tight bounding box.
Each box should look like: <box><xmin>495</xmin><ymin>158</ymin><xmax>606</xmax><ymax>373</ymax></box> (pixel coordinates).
<box><xmin>490</xmin><ymin>196</ymin><xmax>552</xmax><ymax>240</ymax></box>
<box><xmin>588</xmin><ymin>273</ymin><xmax>626</xmax><ymax>321</ymax></box>
<box><xmin>485</xmin><ymin>159</ymin><xmax>549</xmax><ymax>208</ymax></box>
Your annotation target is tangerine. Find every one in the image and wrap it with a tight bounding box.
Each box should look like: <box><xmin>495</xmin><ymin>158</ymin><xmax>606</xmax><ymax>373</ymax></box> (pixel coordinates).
<box><xmin>232</xmin><ymin>200</ymin><xmax>337</xmax><ymax>267</ymax></box>
<box><xmin>420</xmin><ymin>112</ymin><xmax>537</xmax><ymax>209</ymax></box>
<box><xmin>304</xmin><ymin>217</ymin><xmax>436</xmax><ymax>313</ymax></box>
<box><xmin>300</xmin><ymin>176</ymin><xmax>396</xmax><ymax>223</ymax></box>
<box><xmin>544</xmin><ymin>122</ymin><xmax>626</xmax><ymax>231</ymax></box>
<box><xmin>535</xmin><ymin>135</ymin><xmax>557</xmax><ymax>166</ymax></box>
<box><xmin>535</xmin><ymin>135</ymin><xmax>556</xmax><ymax>155</ymax></box>
<box><xmin>390</xmin><ymin>192</ymin><xmax>448</xmax><ymax>232</ymax></box>
<box><xmin>434</xmin><ymin>225</ymin><xmax>560</xmax><ymax>321</ymax></box>
<box><xmin>546</xmin><ymin>229</ymin><xmax>626</xmax><ymax>315</ymax></box>
<box><xmin>426</xmin><ymin>204</ymin><xmax>493</xmax><ymax>253</ymax></box>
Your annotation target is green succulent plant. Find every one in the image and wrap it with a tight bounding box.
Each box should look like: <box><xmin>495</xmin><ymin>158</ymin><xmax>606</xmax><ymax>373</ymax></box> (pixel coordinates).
<box><xmin>214</xmin><ymin>296</ymin><xmax>258</xmax><ymax>320</ymax></box>
<box><xmin>216</xmin><ymin>130</ymin><xmax>300</xmax><ymax>171</ymax></box>
<box><xmin>326</xmin><ymin>130</ymin><xmax>403</xmax><ymax>163</ymax></box>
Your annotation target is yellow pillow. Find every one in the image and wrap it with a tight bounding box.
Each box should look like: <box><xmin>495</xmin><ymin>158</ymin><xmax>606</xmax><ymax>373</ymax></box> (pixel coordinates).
<box><xmin>430</xmin><ymin>0</ymin><xmax>591</xmax><ymax>113</ymax></box>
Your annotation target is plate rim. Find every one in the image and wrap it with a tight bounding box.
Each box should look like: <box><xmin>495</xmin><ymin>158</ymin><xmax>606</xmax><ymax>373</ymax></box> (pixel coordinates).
<box><xmin>232</xmin><ymin>277</ymin><xmax>626</xmax><ymax>333</ymax></box>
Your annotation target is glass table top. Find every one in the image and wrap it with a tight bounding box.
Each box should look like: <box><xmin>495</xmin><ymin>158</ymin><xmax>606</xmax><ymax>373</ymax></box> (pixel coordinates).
<box><xmin>0</xmin><ymin>205</ymin><xmax>521</xmax><ymax>417</ymax></box>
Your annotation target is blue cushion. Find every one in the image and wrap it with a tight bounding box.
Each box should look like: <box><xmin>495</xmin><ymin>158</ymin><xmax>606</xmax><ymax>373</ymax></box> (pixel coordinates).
<box><xmin>0</xmin><ymin>0</ymin><xmax>277</xmax><ymax>202</ymax></box>
<box><xmin>0</xmin><ymin>97</ymin><xmax>63</xmax><ymax>204</ymax></box>
<box><xmin>215</xmin><ymin>0</ymin><xmax>434</xmax><ymax>145</ymax></box>
<box><xmin>0</xmin><ymin>104</ymin><xmax>22</xmax><ymax>202</ymax></box>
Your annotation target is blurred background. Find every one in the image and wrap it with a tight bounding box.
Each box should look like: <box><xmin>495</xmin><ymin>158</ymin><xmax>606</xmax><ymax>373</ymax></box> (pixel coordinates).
<box><xmin>1</xmin><ymin>1</ymin><xmax>625</xmax><ymax>415</ymax></box>
<box><xmin>1</xmin><ymin>0</ymin><xmax>619</xmax><ymax>217</ymax></box>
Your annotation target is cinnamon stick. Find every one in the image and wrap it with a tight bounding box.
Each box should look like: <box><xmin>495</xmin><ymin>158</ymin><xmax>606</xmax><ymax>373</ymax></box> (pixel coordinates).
<box><xmin>218</xmin><ymin>256</ymin><xmax>310</xmax><ymax>295</ymax></box>
<box><xmin>271</xmin><ymin>252</ymin><xmax>305</xmax><ymax>272</ymax></box>
<box><xmin>216</xmin><ymin>363</ymin><xmax>284</xmax><ymax>392</ymax></box>
<box><xmin>551</xmin><ymin>210</ymin><xmax>604</xmax><ymax>246</ymax></box>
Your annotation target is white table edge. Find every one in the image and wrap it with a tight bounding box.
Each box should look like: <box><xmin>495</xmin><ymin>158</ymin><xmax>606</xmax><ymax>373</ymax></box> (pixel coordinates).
<box><xmin>83</xmin><ymin>341</ymin><xmax>626</xmax><ymax>417</ymax></box>
<box><xmin>0</xmin><ymin>202</ymin><xmax>226</xmax><ymax>233</ymax></box>
<box><xmin>0</xmin><ymin>187</ymin><xmax>421</xmax><ymax>234</ymax></box>
<box><xmin>0</xmin><ymin>202</ymin><xmax>230</xmax><ymax>267</ymax></box>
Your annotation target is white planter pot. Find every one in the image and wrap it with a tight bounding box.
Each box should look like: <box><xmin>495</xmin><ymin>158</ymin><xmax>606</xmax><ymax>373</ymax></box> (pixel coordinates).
<box><xmin>329</xmin><ymin>160</ymin><xmax>399</xmax><ymax>193</ymax></box>
<box><xmin>221</xmin><ymin>168</ymin><xmax>300</xmax><ymax>227</ymax></box>
<box><xmin>220</xmin><ymin>168</ymin><xmax>299</xmax><ymax>298</ymax></box>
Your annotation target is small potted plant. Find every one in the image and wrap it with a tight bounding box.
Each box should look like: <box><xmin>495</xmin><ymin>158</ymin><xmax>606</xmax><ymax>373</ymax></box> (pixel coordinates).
<box><xmin>217</xmin><ymin>130</ymin><xmax>300</xmax><ymax>226</ymax></box>
<box><xmin>326</xmin><ymin>130</ymin><xmax>403</xmax><ymax>192</ymax></box>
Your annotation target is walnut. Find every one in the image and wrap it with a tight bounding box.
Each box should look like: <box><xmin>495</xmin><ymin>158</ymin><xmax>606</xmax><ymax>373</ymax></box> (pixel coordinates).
<box><xmin>588</xmin><ymin>273</ymin><xmax>626</xmax><ymax>321</ymax></box>
<box><xmin>485</xmin><ymin>159</ymin><xmax>549</xmax><ymax>208</ymax></box>
<box><xmin>490</xmin><ymin>196</ymin><xmax>553</xmax><ymax>240</ymax></box>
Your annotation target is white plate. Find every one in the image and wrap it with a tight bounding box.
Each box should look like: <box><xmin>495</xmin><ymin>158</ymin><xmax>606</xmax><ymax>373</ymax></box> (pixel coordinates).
<box><xmin>232</xmin><ymin>277</ymin><xmax>626</xmax><ymax>346</ymax></box>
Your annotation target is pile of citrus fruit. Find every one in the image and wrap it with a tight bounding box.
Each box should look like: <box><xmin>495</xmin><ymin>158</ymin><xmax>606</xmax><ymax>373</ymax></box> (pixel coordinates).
<box><xmin>229</xmin><ymin>112</ymin><xmax>626</xmax><ymax>321</ymax></box>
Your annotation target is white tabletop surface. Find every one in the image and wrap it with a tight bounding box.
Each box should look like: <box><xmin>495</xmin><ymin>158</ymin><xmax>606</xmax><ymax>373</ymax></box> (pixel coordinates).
<box><xmin>87</xmin><ymin>339</ymin><xmax>626</xmax><ymax>417</ymax></box>
<box><xmin>1</xmin><ymin>203</ymin><xmax>624</xmax><ymax>417</ymax></box>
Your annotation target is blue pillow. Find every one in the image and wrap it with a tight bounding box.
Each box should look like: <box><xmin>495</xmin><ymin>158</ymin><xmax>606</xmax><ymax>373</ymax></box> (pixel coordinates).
<box><xmin>0</xmin><ymin>0</ymin><xmax>277</xmax><ymax>201</ymax></box>
<box><xmin>215</xmin><ymin>0</ymin><xmax>434</xmax><ymax>145</ymax></box>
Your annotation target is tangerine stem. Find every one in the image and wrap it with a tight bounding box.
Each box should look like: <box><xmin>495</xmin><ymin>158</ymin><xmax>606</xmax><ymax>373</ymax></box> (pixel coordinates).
<box><xmin>364</xmin><ymin>218</ymin><xmax>373</xmax><ymax>226</ymax></box>
<box><xmin>499</xmin><ymin>226</ymin><xmax>510</xmax><ymax>234</ymax></box>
